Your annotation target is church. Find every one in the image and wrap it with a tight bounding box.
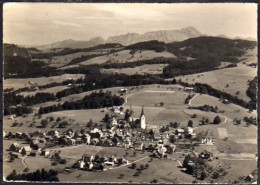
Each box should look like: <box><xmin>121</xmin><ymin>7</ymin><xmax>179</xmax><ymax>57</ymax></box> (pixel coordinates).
<box><xmin>125</xmin><ymin>105</ymin><xmax>146</xmax><ymax>129</ymax></box>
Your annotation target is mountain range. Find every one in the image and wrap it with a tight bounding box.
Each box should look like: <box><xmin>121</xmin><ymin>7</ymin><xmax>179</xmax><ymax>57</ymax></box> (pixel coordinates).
<box><xmin>28</xmin><ymin>27</ymin><xmax>205</xmax><ymax>50</ymax></box>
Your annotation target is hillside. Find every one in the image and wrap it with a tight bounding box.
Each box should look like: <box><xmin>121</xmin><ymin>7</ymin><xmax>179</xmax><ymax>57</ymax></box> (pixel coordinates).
<box><xmin>29</xmin><ymin>37</ymin><xmax>105</xmax><ymax>50</ymax></box>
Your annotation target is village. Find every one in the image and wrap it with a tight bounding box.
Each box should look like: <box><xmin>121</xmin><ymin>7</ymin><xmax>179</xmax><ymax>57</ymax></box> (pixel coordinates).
<box><xmin>4</xmin><ymin>101</ymin><xmax>218</xmax><ymax>172</ymax></box>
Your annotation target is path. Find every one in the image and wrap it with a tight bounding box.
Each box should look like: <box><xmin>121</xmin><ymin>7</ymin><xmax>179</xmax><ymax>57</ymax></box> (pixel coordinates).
<box><xmin>108</xmin><ymin>156</ymin><xmax>149</xmax><ymax>170</ymax></box>
<box><xmin>19</xmin><ymin>156</ymin><xmax>28</xmax><ymax>174</ymax></box>
<box><xmin>168</xmin><ymin>156</ymin><xmax>183</xmax><ymax>167</ymax></box>
<box><xmin>188</xmin><ymin>94</ymin><xmax>200</xmax><ymax>106</ymax></box>
<box><xmin>188</xmin><ymin>93</ymin><xmax>228</xmax><ymax>124</ymax></box>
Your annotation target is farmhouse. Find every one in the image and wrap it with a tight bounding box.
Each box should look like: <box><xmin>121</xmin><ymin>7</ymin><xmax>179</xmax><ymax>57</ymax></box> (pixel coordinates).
<box><xmin>9</xmin><ymin>143</ymin><xmax>20</xmax><ymax>152</ymax></box>
<box><xmin>20</xmin><ymin>146</ymin><xmax>32</xmax><ymax>155</ymax></box>
<box><xmin>133</xmin><ymin>142</ymin><xmax>144</xmax><ymax>151</ymax></box>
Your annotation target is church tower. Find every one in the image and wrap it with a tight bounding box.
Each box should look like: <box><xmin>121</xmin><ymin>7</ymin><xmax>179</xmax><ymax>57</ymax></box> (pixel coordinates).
<box><xmin>140</xmin><ymin>106</ymin><xmax>146</xmax><ymax>129</ymax></box>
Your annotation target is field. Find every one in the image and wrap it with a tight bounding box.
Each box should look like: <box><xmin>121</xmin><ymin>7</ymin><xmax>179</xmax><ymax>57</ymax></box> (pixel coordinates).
<box><xmin>17</xmin><ymin>85</ymin><xmax>70</xmax><ymax>96</ymax></box>
<box><xmin>79</xmin><ymin>49</ymin><xmax>176</xmax><ymax>66</ymax></box>
<box><xmin>49</xmin><ymin>51</ymin><xmax>109</xmax><ymax>68</ymax></box>
<box><xmin>100</xmin><ymin>64</ymin><xmax>168</xmax><ymax>75</ymax></box>
<box><xmin>4</xmin><ymin>74</ymin><xmax>85</xmax><ymax>90</ymax></box>
<box><xmin>176</xmin><ymin>48</ymin><xmax>257</xmax><ymax>102</ymax></box>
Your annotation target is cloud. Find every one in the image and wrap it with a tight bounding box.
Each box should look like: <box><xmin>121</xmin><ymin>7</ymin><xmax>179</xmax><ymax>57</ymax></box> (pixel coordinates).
<box><xmin>52</xmin><ymin>20</ymin><xmax>82</xmax><ymax>28</ymax></box>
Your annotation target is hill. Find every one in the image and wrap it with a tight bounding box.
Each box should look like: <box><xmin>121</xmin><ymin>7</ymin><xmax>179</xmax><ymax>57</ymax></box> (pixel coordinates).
<box><xmin>30</xmin><ymin>37</ymin><xmax>105</xmax><ymax>50</ymax></box>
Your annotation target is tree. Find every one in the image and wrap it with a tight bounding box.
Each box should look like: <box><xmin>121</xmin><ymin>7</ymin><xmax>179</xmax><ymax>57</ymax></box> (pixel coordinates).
<box><xmin>191</xmin><ymin>114</ymin><xmax>197</xmax><ymax>118</ymax></box>
<box><xmin>200</xmin><ymin>171</ymin><xmax>207</xmax><ymax>180</ymax></box>
<box><xmin>120</xmin><ymin>107</ymin><xmax>124</xmax><ymax>112</ymax></box>
<box><xmin>131</xmin><ymin>163</ymin><xmax>136</xmax><ymax>169</ymax></box>
<box><xmin>140</xmin><ymin>164</ymin><xmax>145</xmax><ymax>170</ymax></box>
<box><xmin>160</xmin><ymin>102</ymin><xmax>164</xmax><ymax>107</ymax></box>
<box><xmin>188</xmin><ymin>120</ymin><xmax>193</xmax><ymax>127</ymax></box>
<box><xmin>213</xmin><ymin>115</ymin><xmax>221</xmax><ymax>124</ymax></box>
<box><xmin>145</xmin><ymin>164</ymin><xmax>149</xmax><ymax>169</ymax></box>
<box><xmin>40</xmin><ymin>119</ymin><xmax>49</xmax><ymax>128</ymax></box>
<box><xmin>104</xmin><ymin>114</ymin><xmax>110</xmax><ymax>123</ymax></box>
<box><xmin>86</xmin><ymin>119</ymin><xmax>93</xmax><ymax>128</ymax></box>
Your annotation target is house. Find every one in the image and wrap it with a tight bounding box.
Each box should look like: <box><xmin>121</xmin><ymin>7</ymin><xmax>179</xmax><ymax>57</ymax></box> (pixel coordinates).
<box><xmin>21</xmin><ymin>146</ymin><xmax>32</xmax><ymax>155</ymax></box>
<box><xmin>78</xmin><ymin>160</ymin><xmax>86</xmax><ymax>169</ymax></box>
<box><xmin>15</xmin><ymin>132</ymin><xmax>22</xmax><ymax>139</ymax></box>
<box><xmin>184</xmin><ymin>87</ymin><xmax>194</xmax><ymax>92</ymax></box>
<box><xmin>201</xmin><ymin>138</ymin><xmax>213</xmax><ymax>145</ymax></box>
<box><xmin>41</xmin><ymin>149</ymin><xmax>50</xmax><ymax>157</ymax></box>
<box><xmin>35</xmin><ymin>143</ymin><xmax>46</xmax><ymax>151</ymax></box>
<box><xmin>133</xmin><ymin>142</ymin><xmax>144</xmax><ymax>151</ymax></box>
<box><xmin>82</xmin><ymin>134</ymin><xmax>91</xmax><ymax>144</ymax></box>
<box><xmin>68</xmin><ymin>139</ymin><xmax>76</xmax><ymax>145</ymax></box>
<box><xmin>245</xmin><ymin>169</ymin><xmax>258</xmax><ymax>183</ymax></box>
<box><xmin>9</xmin><ymin>143</ymin><xmax>20</xmax><ymax>152</ymax></box>
<box><xmin>175</xmin><ymin>129</ymin><xmax>185</xmax><ymax>136</ymax></box>
<box><xmin>82</xmin><ymin>154</ymin><xmax>95</xmax><ymax>162</ymax></box>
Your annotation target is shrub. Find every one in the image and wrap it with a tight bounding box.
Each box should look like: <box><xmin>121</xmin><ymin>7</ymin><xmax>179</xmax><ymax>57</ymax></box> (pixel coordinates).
<box><xmin>213</xmin><ymin>115</ymin><xmax>221</xmax><ymax>124</ymax></box>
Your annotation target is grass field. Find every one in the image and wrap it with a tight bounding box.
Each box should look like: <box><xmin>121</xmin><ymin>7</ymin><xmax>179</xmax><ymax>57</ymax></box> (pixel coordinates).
<box><xmin>176</xmin><ymin>63</ymin><xmax>256</xmax><ymax>102</ymax></box>
<box><xmin>79</xmin><ymin>49</ymin><xmax>176</xmax><ymax>66</ymax></box>
<box><xmin>18</xmin><ymin>86</ymin><xmax>70</xmax><ymax>96</ymax></box>
<box><xmin>49</xmin><ymin>51</ymin><xmax>108</xmax><ymax>68</ymax></box>
<box><xmin>100</xmin><ymin>64</ymin><xmax>168</xmax><ymax>75</ymax></box>
<box><xmin>4</xmin><ymin>74</ymin><xmax>85</xmax><ymax>90</ymax></box>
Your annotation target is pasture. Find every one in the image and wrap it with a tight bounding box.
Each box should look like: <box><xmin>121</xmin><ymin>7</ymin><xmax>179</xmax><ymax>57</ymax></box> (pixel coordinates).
<box><xmin>4</xmin><ymin>74</ymin><xmax>85</xmax><ymax>90</ymax></box>
<box><xmin>176</xmin><ymin>63</ymin><xmax>256</xmax><ymax>102</ymax></box>
<box><xmin>49</xmin><ymin>51</ymin><xmax>109</xmax><ymax>68</ymax></box>
<box><xmin>100</xmin><ymin>64</ymin><xmax>168</xmax><ymax>75</ymax></box>
<box><xmin>18</xmin><ymin>85</ymin><xmax>70</xmax><ymax>96</ymax></box>
<box><xmin>79</xmin><ymin>49</ymin><xmax>176</xmax><ymax>66</ymax></box>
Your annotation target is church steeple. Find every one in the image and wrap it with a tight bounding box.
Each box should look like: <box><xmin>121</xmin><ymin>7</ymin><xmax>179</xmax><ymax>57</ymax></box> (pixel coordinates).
<box><xmin>140</xmin><ymin>105</ymin><xmax>144</xmax><ymax>116</ymax></box>
<box><xmin>140</xmin><ymin>106</ymin><xmax>146</xmax><ymax>129</ymax></box>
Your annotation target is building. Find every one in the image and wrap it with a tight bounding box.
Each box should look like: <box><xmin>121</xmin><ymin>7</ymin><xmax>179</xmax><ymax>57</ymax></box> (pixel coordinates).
<box><xmin>133</xmin><ymin>142</ymin><xmax>144</xmax><ymax>151</ymax></box>
<box><xmin>140</xmin><ymin>106</ymin><xmax>146</xmax><ymax>129</ymax></box>
<box><xmin>9</xmin><ymin>143</ymin><xmax>20</xmax><ymax>152</ymax></box>
<box><xmin>20</xmin><ymin>146</ymin><xmax>32</xmax><ymax>155</ymax></box>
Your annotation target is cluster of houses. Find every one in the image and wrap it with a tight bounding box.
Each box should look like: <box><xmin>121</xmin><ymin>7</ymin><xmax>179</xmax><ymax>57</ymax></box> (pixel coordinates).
<box><xmin>74</xmin><ymin>154</ymin><xmax>129</xmax><ymax>171</ymax></box>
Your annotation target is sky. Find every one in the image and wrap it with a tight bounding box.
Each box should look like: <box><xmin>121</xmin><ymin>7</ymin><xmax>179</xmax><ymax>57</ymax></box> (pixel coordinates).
<box><xmin>3</xmin><ymin>3</ymin><xmax>258</xmax><ymax>46</ymax></box>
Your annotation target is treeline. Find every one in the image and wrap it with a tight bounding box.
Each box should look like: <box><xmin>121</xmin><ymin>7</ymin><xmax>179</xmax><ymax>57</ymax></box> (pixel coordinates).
<box><xmin>163</xmin><ymin>57</ymin><xmax>220</xmax><ymax>78</ymax></box>
<box><xmin>4</xmin><ymin>106</ymin><xmax>33</xmax><ymax>116</ymax></box>
<box><xmin>4</xmin><ymin>92</ymin><xmax>57</xmax><ymax>108</ymax></box>
<box><xmin>38</xmin><ymin>90</ymin><xmax>124</xmax><ymax>115</ymax></box>
<box><xmin>246</xmin><ymin>77</ymin><xmax>257</xmax><ymax>104</ymax></box>
<box><xmin>31</xmin><ymin>43</ymin><xmax>123</xmax><ymax>59</ymax></box>
<box><xmin>188</xmin><ymin>104</ymin><xmax>221</xmax><ymax>113</ymax></box>
<box><xmin>6</xmin><ymin>169</ymin><xmax>59</xmax><ymax>182</ymax></box>
<box><xmin>56</xmin><ymin>66</ymin><xmax>170</xmax><ymax>99</ymax></box>
<box><xmin>102</xmin><ymin>57</ymin><xmax>178</xmax><ymax>69</ymax></box>
<box><xmin>66</xmin><ymin>54</ymin><xmax>101</xmax><ymax>66</ymax></box>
